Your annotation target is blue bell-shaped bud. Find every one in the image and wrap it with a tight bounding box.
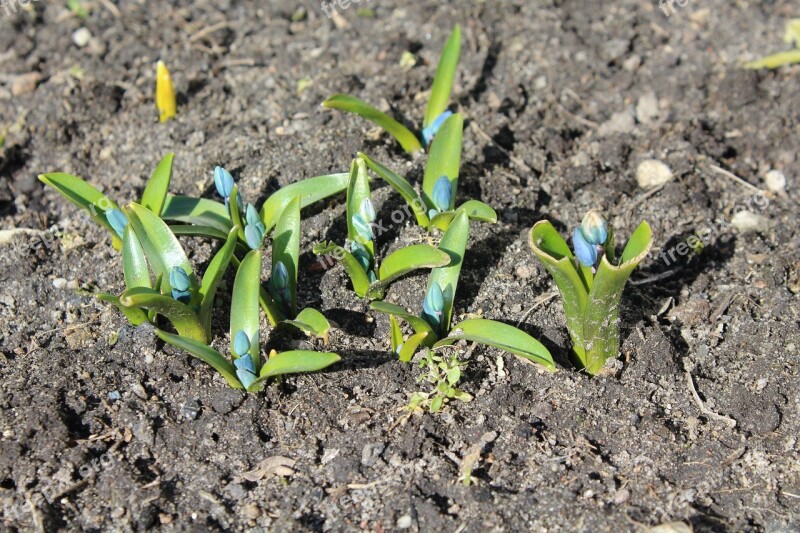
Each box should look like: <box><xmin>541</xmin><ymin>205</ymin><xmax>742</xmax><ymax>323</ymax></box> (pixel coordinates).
<box><xmin>169</xmin><ymin>266</ymin><xmax>191</xmax><ymax>291</ymax></box>
<box><xmin>244</xmin><ymin>224</ymin><xmax>264</xmax><ymax>250</ymax></box>
<box><xmin>422</xmin><ymin>282</ymin><xmax>445</xmax><ymax>330</ymax></box>
<box><xmin>106</xmin><ymin>208</ymin><xmax>128</xmax><ymax>239</ymax></box>
<box><xmin>352</xmin><ymin>213</ymin><xmax>374</xmax><ymax>243</ymax></box>
<box><xmin>432</xmin><ymin>176</ymin><xmax>452</xmax><ymax>212</ymax></box>
<box><xmin>573</xmin><ymin>228</ymin><xmax>598</xmax><ymax>268</ymax></box>
<box><xmin>271</xmin><ymin>261</ymin><xmax>289</xmax><ymax>291</ymax></box>
<box><xmin>421</xmin><ymin>110</ymin><xmax>453</xmax><ymax>147</ymax></box>
<box><xmin>579</xmin><ymin>210</ymin><xmax>608</xmax><ymax>246</ymax></box>
<box><xmin>360</xmin><ymin>198</ymin><xmax>376</xmax><ymax>223</ymax></box>
<box><xmin>245</xmin><ymin>204</ymin><xmax>261</xmax><ymax>227</ymax></box>
<box><xmin>213</xmin><ymin>166</ymin><xmax>234</xmax><ymax>199</ymax></box>
<box><xmin>170</xmin><ymin>289</ymin><xmax>192</xmax><ymax>304</ymax></box>
<box><xmin>233</xmin><ymin>330</ymin><xmax>251</xmax><ymax>358</ymax></box>
<box><xmin>234</xmin><ymin>353</ymin><xmax>257</xmax><ymax>389</ymax></box>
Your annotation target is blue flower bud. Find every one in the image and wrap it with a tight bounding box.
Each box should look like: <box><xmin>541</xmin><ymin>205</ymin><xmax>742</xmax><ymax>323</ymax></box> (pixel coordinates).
<box><xmin>421</xmin><ymin>110</ymin><xmax>453</xmax><ymax>147</ymax></box>
<box><xmin>351</xmin><ymin>241</ymin><xmax>371</xmax><ymax>273</ymax></box>
<box><xmin>352</xmin><ymin>213</ymin><xmax>374</xmax><ymax>243</ymax></box>
<box><xmin>573</xmin><ymin>228</ymin><xmax>598</xmax><ymax>268</ymax></box>
<box><xmin>233</xmin><ymin>330</ymin><xmax>251</xmax><ymax>358</ymax></box>
<box><xmin>234</xmin><ymin>353</ymin><xmax>256</xmax><ymax>373</ymax></box>
<box><xmin>106</xmin><ymin>208</ymin><xmax>128</xmax><ymax>238</ymax></box>
<box><xmin>579</xmin><ymin>210</ymin><xmax>608</xmax><ymax>246</ymax></box>
<box><xmin>169</xmin><ymin>266</ymin><xmax>191</xmax><ymax>291</ymax></box>
<box><xmin>360</xmin><ymin>198</ymin><xmax>376</xmax><ymax>223</ymax></box>
<box><xmin>214</xmin><ymin>166</ymin><xmax>234</xmax><ymax>198</ymax></box>
<box><xmin>244</xmin><ymin>224</ymin><xmax>264</xmax><ymax>250</ymax></box>
<box><xmin>245</xmin><ymin>204</ymin><xmax>261</xmax><ymax>227</ymax></box>
<box><xmin>422</xmin><ymin>282</ymin><xmax>445</xmax><ymax>329</ymax></box>
<box><xmin>432</xmin><ymin>176</ymin><xmax>452</xmax><ymax>212</ymax></box>
<box><xmin>271</xmin><ymin>261</ymin><xmax>289</xmax><ymax>291</ymax></box>
<box><xmin>170</xmin><ymin>288</ymin><xmax>192</xmax><ymax>304</ymax></box>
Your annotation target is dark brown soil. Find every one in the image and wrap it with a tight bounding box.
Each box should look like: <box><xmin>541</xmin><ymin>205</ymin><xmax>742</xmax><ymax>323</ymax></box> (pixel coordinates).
<box><xmin>1</xmin><ymin>1</ymin><xmax>798</xmax><ymax>531</ymax></box>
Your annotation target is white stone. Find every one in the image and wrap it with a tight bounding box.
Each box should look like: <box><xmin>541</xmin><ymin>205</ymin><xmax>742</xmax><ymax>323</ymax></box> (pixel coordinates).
<box><xmin>636</xmin><ymin>159</ymin><xmax>673</xmax><ymax>188</ymax></box>
<box><xmin>52</xmin><ymin>277</ymin><xmax>67</xmax><ymax>289</ymax></box>
<box><xmin>731</xmin><ymin>210</ymin><xmax>769</xmax><ymax>234</ymax></box>
<box><xmin>598</xmin><ymin>111</ymin><xmax>635</xmax><ymax>137</ymax></box>
<box><xmin>72</xmin><ymin>28</ymin><xmax>92</xmax><ymax>48</ymax></box>
<box><xmin>397</xmin><ymin>515</ymin><xmax>412</xmax><ymax>529</ymax></box>
<box><xmin>764</xmin><ymin>169</ymin><xmax>786</xmax><ymax>193</ymax></box>
<box><xmin>636</xmin><ymin>92</ymin><xmax>660</xmax><ymax>124</ymax></box>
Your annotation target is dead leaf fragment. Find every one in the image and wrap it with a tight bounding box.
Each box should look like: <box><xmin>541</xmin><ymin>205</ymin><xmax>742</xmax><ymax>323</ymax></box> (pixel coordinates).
<box><xmin>240</xmin><ymin>456</ymin><xmax>296</xmax><ymax>481</ymax></box>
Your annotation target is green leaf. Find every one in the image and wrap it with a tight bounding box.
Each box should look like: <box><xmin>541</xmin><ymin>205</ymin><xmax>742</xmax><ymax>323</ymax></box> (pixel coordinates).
<box><xmin>430</xmin><ymin>396</ymin><xmax>444</xmax><ymax>413</ymax></box>
<box><xmin>38</xmin><ymin>172</ymin><xmax>121</xmax><ymax>246</ymax></box>
<box><xmin>168</xmin><ymin>224</ymin><xmax>231</xmax><ymax>241</ymax></box>
<box><xmin>390</xmin><ymin>315</ymin><xmax>403</xmax><ymax>354</ymax></box>
<box><xmin>580</xmin><ymin>222</ymin><xmax>652</xmax><ymax>375</ymax></box>
<box><xmin>377</xmin><ymin>244</ymin><xmax>450</xmax><ymax>286</ymax></box>
<box><xmin>282</xmin><ymin>308</ymin><xmax>331</xmax><ymax>342</ymax></box>
<box><xmin>322</xmin><ymin>94</ymin><xmax>423</xmax><ymax>154</ymax></box>
<box><xmin>161</xmin><ymin>195</ymin><xmax>232</xmax><ymax>233</ymax></box>
<box><xmin>156</xmin><ymin>329</ymin><xmax>242</xmax><ymax>389</ymax></box>
<box><xmin>228</xmin><ymin>185</ymin><xmax>246</xmax><ymax>242</ymax></box>
<box><xmin>398</xmin><ymin>331</ymin><xmax>429</xmax><ymax>363</ymax></box>
<box><xmin>255</xmin><ymin>350</ymin><xmax>341</xmax><ymax>381</ymax></box>
<box><xmin>370</xmin><ymin>301</ymin><xmax>435</xmax><ymax>341</ymax></box>
<box><xmin>313</xmin><ymin>241</ymin><xmax>371</xmax><ymax>297</ymax></box>
<box><xmin>141</xmin><ymin>153</ymin><xmax>174</xmax><ymax>216</ymax></box>
<box><xmin>436</xmin><ymin>318</ymin><xmax>555</xmax><ymax>372</ymax></box>
<box><xmin>272</xmin><ymin>197</ymin><xmax>300</xmax><ymax>316</ymax></box>
<box><xmin>259</xmin><ymin>173</ymin><xmax>349</xmax><ymax>236</ymax></box>
<box><xmin>424</xmin><ymin>24</ymin><xmax>461</xmax><ymax>128</ymax></box>
<box><xmin>198</xmin><ymin>226</ymin><xmax>239</xmax><ymax>334</ymax></box>
<box><xmin>231</xmin><ymin>255</ymin><xmax>285</xmax><ymax>325</ymax></box>
<box><xmin>125</xmin><ymin>203</ymin><xmax>193</xmax><ymax>293</ymax></box>
<box><xmin>358</xmin><ymin>152</ymin><xmax>430</xmax><ymax>228</ymax></box>
<box><xmin>122</xmin><ymin>225</ymin><xmax>151</xmax><ymax>290</ymax></box>
<box><xmin>430</xmin><ymin>200</ymin><xmax>497</xmax><ymax>230</ymax></box>
<box><xmin>743</xmin><ymin>50</ymin><xmax>800</xmax><ymax>69</ymax></box>
<box><xmin>528</xmin><ymin>220</ymin><xmax>590</xmax><ymax>360</ymax></box>
<box><xmin>231</xmin><ymin>249</ymin><xmax>262</xmax><ymax>368</ymax></box>
<box><xmin>119</xmin><ymin>287</ymin><xmax>206</xmax><ymax>342</ymax></box>
<box><xmin>346</xmin><ymin>157</ymin><xmax>374</xmax><ymax>257</ymax></box>
<box><xmin>423</xmin><ymin>113</ymin><xmax>463</xmax><ymax>211</ymax></box>
<box><xmin>427</xmin><ymin>210</ymin><xmax>468</xmax><ymax>336</ymax></box>
<box><xmin>96</xmin><ymin>292</ymin><xmax>148</xmax><ymax>326</ymax></box>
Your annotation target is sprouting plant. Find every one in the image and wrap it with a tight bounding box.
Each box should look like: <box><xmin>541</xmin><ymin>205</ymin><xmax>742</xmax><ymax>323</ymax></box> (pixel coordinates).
<box><xmin>371</xmin><ymin>209</ymin><xmax>555</xmax><ymax>372</ymax></box>
<box><xmin>156</xmin><ymin>247</ymin><xmax>340</xmax><ymax>392</ymax></box>
<box><xmin>744</xmin><ymin>18</ymin><xmax>800</xmax><ymax>69</ymax></box>
<box><xmin>67</xmin><ymin>0</ymin><xmax>89</xmax><ymax>19</ymax></box>
<box><xmin>313</xmin><ymin>158</ymin><xmax>451</xmax><ymax>300</ymax></box>
<box><xmin>322</xmin><ymin>25</ymin><xmax>461</xmax><ymax>154</ymax></box>
<box><xmin>357</xmin><ymin>113</ymin><xmax>496</xmax><ymax>232</ymax></box>
<box><xmin>407</xmin><ymin>348</ymin><xmax>472</xmax><ymax>414</ymax></box>
<box><xmin>39</xmin><ymin>152</ymin><xmax>176</xmax><ymax>250</ymax></box>
<box><xmin>96</xmin><ymin>202</ymin><xmax>239</xmax><ymax>343</ymax></box>
<box><xmin>528</xmin><ymin>211</ymin><xmax>653</xmax><ymax>375</ymax></box>
<box><xmin>156</xmin><ymin>61</ymin><xmax>176</xmax><ymax>122</ymax></box>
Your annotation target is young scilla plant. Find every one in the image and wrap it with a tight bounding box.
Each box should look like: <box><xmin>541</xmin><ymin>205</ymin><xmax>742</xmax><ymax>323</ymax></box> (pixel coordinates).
<box><xmin>312</xmin><ymin>158</ymin><xmax>451</xmax><ymax>300</ymax></box>
<box><xmin>371</xmin><ymin>209</ymin><xmax>556</xmax><ymax>374</ymax></box>
<box><xmin>322</xmin><ymin>25</ymin><xmax>461</xmax><ymax>154</ymax></box>
<box><xmin>357</xmin><ymin>113</ymin><xmax>496</xmax><ymax>232</ymax></box>
<box><xmin>529</xmin><ymin>211</ymin><xmax>653</xmax><ymax>375</ymax></box>
<box><xmin>156</xmin><ymin>247</ymin><xmax>340</xmax><ymax>392</ymax></box>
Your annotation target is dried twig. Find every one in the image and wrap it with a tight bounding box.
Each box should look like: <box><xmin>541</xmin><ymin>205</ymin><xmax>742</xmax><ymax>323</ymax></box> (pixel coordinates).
<box><xmin>685</xmin><ymin>370</ymin><xmax>737</xmax><ymax>428</ymax></box>
<box><xmin>707</xmin><ymin>164</ymin><xmax>763</xmax><ymax>194</ymax></box>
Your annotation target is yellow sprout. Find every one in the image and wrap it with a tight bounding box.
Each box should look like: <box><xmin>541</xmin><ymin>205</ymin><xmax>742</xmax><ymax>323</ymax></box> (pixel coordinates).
<box><xmin>156</xmin><ymin>61</ymin><xmax>176</xmax><ymax>122</ymax></box>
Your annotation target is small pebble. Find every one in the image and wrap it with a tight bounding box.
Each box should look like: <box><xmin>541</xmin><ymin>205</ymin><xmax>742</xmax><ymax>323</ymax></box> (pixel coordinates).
<box><xmin>515</xmin><ymin>265</ymin><xmax>532</xmax><ymax>280</ymax></box>
<box><xmin>52</xmin><ymin>278</ymin><xmax>67</xmax><ymax>289</ymax></box>
<box><xmin>764</xmin><ymin>169</ymin><xmax>786</xmax><ymax>193</ymax></box>
<box><xmin>397</xmin><ymin>515</ymin><xmax>413</xmax><ymax>529</ymax></box>
<box><xmin>243</xmin><ymin>503</ymin><xmax>261</xmax><ymax>519</ymax></box>
<box><xmin>731</xmin><ymin>210</ymin><xmax>769</xmax><ymax>234</ymax></box>
<box><xmin>635</xmin><ymin>91</ymin><xmax>660</xmax><ymax>124</ymax></box>
<box><xmin>107</xmin><ymin>390</ymin><xmax>121</xmax><ymax>401</ymax></box>
<box><xmin>636</xmin><ymin>159</ymin><xmax>673</xmax><ymax>188</ymax></box>
<box><xmin>598</xmin><ymin>110</ymin><xmax>635</xmax><ymax>137</ymax></box>
<box><xmin>11</xmin><ymin>73</ymin><xmax>41</xmax><ymax>96</ymax></box>
<box><xmin>72</xmin><ymin>28</ymin><xmax>92</xmax><ymax>48</ymax></box>
<box><xmin>110</xmin><ymin>507</ymin><xmax>125</xmax><ymax>519</ymax></box>
<box><xmin>67</xmin><ymin>279</ymin><xmax>79</xmax><ymax>290</ymax></box>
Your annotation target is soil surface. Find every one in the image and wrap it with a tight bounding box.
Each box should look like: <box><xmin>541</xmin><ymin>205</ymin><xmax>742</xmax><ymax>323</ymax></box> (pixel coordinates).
<box><xmin>1</xmin><ymin>1</ymin><xmax>799</xmax><ymax>531</ymax></box>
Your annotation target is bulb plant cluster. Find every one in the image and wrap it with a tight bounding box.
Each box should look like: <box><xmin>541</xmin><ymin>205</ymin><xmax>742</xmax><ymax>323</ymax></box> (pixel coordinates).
<box><xmin>39</xmin><ymin>24</ymin><xmax>653</xmax><ymax>405</ymax></box>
